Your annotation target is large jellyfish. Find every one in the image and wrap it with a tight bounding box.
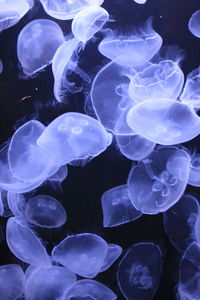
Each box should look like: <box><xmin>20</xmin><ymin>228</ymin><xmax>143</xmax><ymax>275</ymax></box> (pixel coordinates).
<box><xmin>127</xmin><ymin>98</ymin><xmax>200</xmax><ymax>145</ymax></box>
<box><xmin>101</xmin><ymin>184</ymin><xmax>142</xmax><ymax>227</ymax></box>
<box><xmin>127</xmin><ymin>147</ymin><xmax>191</xmax><ymax>214</ymax></box>
<box><xmin>17</xmin><ymin>19</ymin><xmax>65</xmax><ymax>76</ymax></box>
<box><xmin>117</xmin><ymin>242</ymin><xmax>163</xmax><ymax>300</ymax></box>
<box><xmin>188</xmin><ymin>10</ymin><xmax>200</xmax><ymax>38</ymax></box>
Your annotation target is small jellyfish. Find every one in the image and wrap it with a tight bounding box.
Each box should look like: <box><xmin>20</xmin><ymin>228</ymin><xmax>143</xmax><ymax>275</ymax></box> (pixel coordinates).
<box><xmin>188</xmin><ymin>10</ymin><xmax>200</xmax><ymax>38</ymax></box>
<box><xmin>0</xmin><ymin>59</ymin><xmax>3</xmax><ymax>74</ymax></box>
<box><xmin>133</xmin><ymin>0</ymin><xmax>147</xmax><ymax>4</ymax></box>
<box><xmin>17</xmin><ymin>19</ymin><xmax>65</xmax><ymax>76</ymax></box>
<box><xmin>117</xmin><ymin>242</ymin><xmax>163</xmax><ymax>300</ymax></box>
<box><xmin>127</xmin><ymin>98</ymin><xmax>200</xmax><ymax>145</ymax></box>
<box><xmin>100</xmin><ymin>243</ymin><xmax>122</xmax><ymax>272</ymax></box>
<box><xmin>24</xmin><ymin>195</ymin><xmax>67</xmax><ymax>228</ymax></box>
<box><xmin>24</xmin><ymin>266</ymin><xmax>76</xmax><ymax>300</ymax></box>
<box><xmin>6</xmin><ymin>217</ymin><xmax>51</xmax><ymax>267</ymax></box>
<box><xmin>128</xmin><ymin>147</ymin><xmax>191</xmax><ymax>214</ymax></box>
<box><xmin>101</xmin><ymin>184</ymin><xmax>142</xmax><ymax>227</ymax></box>
<box><xmin>48</xmin><ymin>165</ymin><xmax>68</xmax><ymax>182</ymax></box>
<box><xmin>7</xmin><ymin>192</ymin><xmax>26</xmax><ymax>217</ymax></box>
<box><xmin>0</xmin><ymin>264</ymin><xmax>25</xmax><ymax>300</ymax></box>
<box><xmin>0</xmin><ymin>190</ymin><xmax>12</xmax><ymax>217</ymax></box>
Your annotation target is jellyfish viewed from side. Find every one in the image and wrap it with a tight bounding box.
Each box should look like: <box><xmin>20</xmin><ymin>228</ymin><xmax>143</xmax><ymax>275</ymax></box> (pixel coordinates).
<box><xmin>188</xmin><ymin>10</ymin><xmax>200</xmax><ymax>38</ymax></box>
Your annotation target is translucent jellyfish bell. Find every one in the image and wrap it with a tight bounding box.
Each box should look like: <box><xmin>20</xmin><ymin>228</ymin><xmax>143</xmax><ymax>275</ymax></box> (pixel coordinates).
<box><xmin>6</xmin><ymin>217</ymin><xmax>51</xmax><ymax>267</ymax></box>
<box><xmin>188</xmin><ymin>152</ymin><xmax>200</xmax><ymax>187</ymax></box>
<box><xmin>7</xmin><ymin>192</ymin><xmax>26</xmax><ymax>217</ymax></box>
<box><xmin>48</xmin><ymin>165</ymin><xmax>68</xmax><ymax>182</ymax></box>
<box><xmin>17</xmin><ymin>19</ymin><xmax>65</xmax><ymax>76</ymax></box>
<box><xmin>100</xmin><ymin>243</ymin><xmax>122</xmax><ymax>271</ymax></box>
<box><xmin>127</xmin><ymin>98</ymin><xmax>200</xmax><ymax>145</ymax></box>
<box><xmin>24</xmin><ymin>195</ymin><xmax>67</xmax><ymax>228</ymax></box>
<box><xmin>117</xmin><ymin>242</ymin><xmax>163</xmax><ymax>300</ymax></box>
<box><xmin>128</xmin><ymin>147</ymin><xmax>191</xmax><ymax>214</ymax></box>
<box><xmin>188</xmin><ymin>10</ymin><xmax>200</xmax><ymax>38</ymax></box>
<box><xmin>101</xmin><ymin>184</ymin><xmax>142</xmax><ymax>227</ymax></box>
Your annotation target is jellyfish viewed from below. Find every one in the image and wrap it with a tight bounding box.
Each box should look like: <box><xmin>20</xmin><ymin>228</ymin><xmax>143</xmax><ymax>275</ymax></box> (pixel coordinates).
<box><xmin>117</xmin><ymin>242</ymin><xmax>163</xmax><ymax>300</ymax></box>
<box><xmin>127</xmin><ymin>98</ymin><xmax>200</xmax><ymax>145</ymax></box>
<box><xmin>17</xmin><ymin>19</ymin><xmax>65</xmax><ymax>76</ymax></box>
<box><xmin>128</xmin><ymin>147</ymin><xmax>190</xmax><ymax>214</ymax></box>
<box><xmin>101</xmin><ymin>184</ymin><xmax>142</xmax><ymax>227</ymax></box>
<box><xmin>188</xmin><ymin>10</ymin><xmax>200</xmax><ymax>38</ymax></box>
<box><xmin>7</xmin><ymin>192</ymin><xmax>26</xmax><ymax>217</ymax></box>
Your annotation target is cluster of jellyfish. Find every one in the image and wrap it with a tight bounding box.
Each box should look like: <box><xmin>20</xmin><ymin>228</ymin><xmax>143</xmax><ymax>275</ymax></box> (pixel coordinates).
<box><xmin>0</xmin><ymin>0</ymin><xmax>200</xmax><ymax>299</ymax></box>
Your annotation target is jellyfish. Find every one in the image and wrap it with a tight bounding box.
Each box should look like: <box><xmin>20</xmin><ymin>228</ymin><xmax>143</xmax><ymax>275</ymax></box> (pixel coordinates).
<box><xmin>117</xmin><ymin>242</ymin><xmax>163</xmax><ymax>300</ymax></box>
<box><xmin>188</xmin><ymin>152</ymin><xmax>200</xmax><ymax>187</ymax></box>
<box><xmin>116</xmin><ymin>134</ymin><xmax>155</xmax><ymax>161</ymax></box>
<box><xmin>7</xmin><ymin>192</ymin><xmax>26</xmax><ymax>217</ymax></box>
<box><xmin>0</xmin><ymin>264</ymin><xmax>25</xmax><ymax>300</ymax></box>
<box><xmin>127</xmin><ymin>98</ymin><xmax>200</xmax><ymax>145</ymax></box>
<box><xmin>164</xmin><ymin>195</ymin><xmax>199</xmax><ymax>252</ymax></box>
<box><xmin>64</xmin><ymin>279</ymin><xmax>117</xmax><ymax>300</ymax></box>
<box><xmin>133</xmin><ymin>0</ymin><xmax>147</xmax><ymax>4</ymax></box>
<box><xmin>17</xmin><ymin>19</ymin><xmax>65</xmax><ymax>76</ymax></box>
<box><xmin>0</xmin><ymin>59</ymin><xmax>3</xmax><ymax>74</ymax></box>
<box><xmin>100</xmin><ymin>243</ymin><xmax>122</xmax><ymax>272</ymax></box>
<box><xmin>24</xmin><ymin>195</ymin><xmax>67</xmax><ymax>228</ymax></box>
<box><xmin>48</xmin><ymin>165</ymin><xmax>68</xmax><ymax>182</ymax></box>
<box><xmin>101</xmin><ymin>184</ymin><xmax>142</xmax><ymax>227</ymax></box>
<box><xmin>127</xmin><ymin>147</ymin><xmax>191</xmax><ymax>214</ymax></box>
<box><xmin>188</xmin><ymin>10</ymin><xmax>200</xmax><ymax>38</ymax></box>
<box><xmin>0</xmin><ymin>0</ymin><xmax>33</xmax><ymax>32</ymax></box>
<box><xmin>24</xmin><ymin>266</ymin><xmax>76</xmax><ymax>300</ymax></box>
<box><xmin>6</xmin><ymin>217</ymin><xmax>51</xmax><ymax>267</ymax></box>
<box><xmin>0</xmin><ymin>190</ymin><xmax>12</xmax><ymax>217</ymax></box>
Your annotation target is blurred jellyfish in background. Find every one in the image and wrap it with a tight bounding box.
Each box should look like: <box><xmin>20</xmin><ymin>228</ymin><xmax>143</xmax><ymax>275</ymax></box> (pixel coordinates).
<box><xmin>0</xmin><ymin>0</ymin><xmax>33</xmax><ymax>32</ymax></box>
<box><xmin>128</xmin><ymin>147</ymin><xmax>191</xmax><ymax>214</ymax></box>
<box><xmin>7</xmin><ymin>192</ymin><xmax>26</xmax><ymax>217</ymax></box>
<box><xmin>0</xmin><ymin>190</ymin><xmax>12</xmax><ymax>217</ymax></box>
<box><xmin>101</xmin><ymin>184</ymin><xmax>142</xmax><ymax>227</ymax></box>
<box><xmin>117</xmin><ymin>242</ymin><xmax>163</xmax><ymax>300</ymax></box>
<box><xmin>188</xmin><ymin>10</ymin><xmax>200</xmax><ymax>38</ymax></box>
<box><xmin>17</xmin><ymin>19</ymin><xmax>65</xmax><ymax>76</ymax></box>
<box><xmin>48</xmin><ymin>165</ymin><xmax>68</xmax><ymax>183</ymax></box>
<box><xmin>0</xmin><ymin>59</ymin><xmax>3</xmax><ymax>73</ymax></box>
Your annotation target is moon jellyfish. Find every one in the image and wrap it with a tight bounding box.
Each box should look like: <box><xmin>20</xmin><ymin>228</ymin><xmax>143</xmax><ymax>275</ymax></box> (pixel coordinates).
<box><xmin>128</xmin><ymin>147</ymin><xmax>190</xmax><ymax>214</ymax></box>
<box><xmin>0</xmin><ymin>0</ymin><xmax>33</xmax><ymax>32</ymax></box>
<box><xmin>7</xmin><ymin>192</ymin><xmax>26</xmax><ymax>217</ymax></box>
<box><xmin>0</xmin><ymin>59</ymin><xmax>3</xmax><ymax>74</ymax></box>
<box><xmin>6</xmin><ymin>217</ymin><xmax>51</xmax><ymax>267</ymax></box>
<box><xmin>48</xmin><ymin>165</ymin><xmax>68</xmax><ymax>182</ymax></box>
<box><xmin>116</xmin><ymin>134</ymin><xmax>155</xmax><ymax>161</ymax></box>
<box><xmin>188</xmin><ymin>10</ymin><xmax>200</xmax><ymax>38</ymax></box>
<box><xmin>0</xmin><ymin>264</ymin><xmax>25</xmax><ymax>300</ymax></box>
<box><xmin>0</xmin><ymin>190</ymin><xmax>12</xmax><ymax>217</ymax></box>
<box><xmin>134</xmin><ymin>0</ymin><xmax>147</xmax><ymax>4</ymax></box>
<box><xmin>37</xmin><ymin>112</ymin><xmax>112</xmax><ymax>166</ymax></box>
<box><xmin>24</xmin><ymin>266</ymin><xmax>76</xmax><ymax>300</ymax></box>
<box><xmin>17</xmin><ymin>19</ymin><xmax>65</xmax><ymax>76</ymax></box>
<box><xmin>127</xmin><ymin>98</ymin><xmax>200</xmax><ymax>145</ymax></box>
<box><xmin>100</xmin><ymin>243</ymin><xmax>122</xmax><ymax>272</ymax></box>
<box><xmin>101</xmin><ymin>184</ymin><xmax>142</xmax><ymax>227</ymax></box>
<box><xmin>117</xmin><ymin>242</ymin><xmax>163</xmax><ymax>300</ymax></box>
<box><xmin>72</xmin><ymin>6</ymin><xmax>109</xmax><ymax>43</ymax></box>
<box><xmin>24</xmin><ymin>195</ymin><xmax>67</xmax><ymax>228</ymax></box>
<box><xmin>64</xmin><ymin>279</ymin><xmax>117</xmax><ymax>300</ymax></box>
<box><xmin>164</xmin><ymin>195</ymin><xmax>199</xmax><ymax>252</ymax></box>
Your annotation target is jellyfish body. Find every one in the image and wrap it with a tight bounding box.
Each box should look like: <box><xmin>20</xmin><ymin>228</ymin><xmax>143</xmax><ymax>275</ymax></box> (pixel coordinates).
<box><xmin>7</xmin><ymin>192</ymin><xmax>26</xmax><ymax>217</ymax></box>
<box><xmin>128</xmin><ymin>147</ymin><xmax>190</xmax><ymax>214</ymax></box>
<box><xmin>127</xmin><ymin>98</ymin><xmax>200</xmax><ymax>145</ymax></box>
<box><xmin>188</xmin><ymin>10</ymin><xmax>200</xmax><ymax>38</ymax></box>
<box><xmin>117</xmin><ymin>242</ymin><xmax>163</xmax><ymax>300</ymax></box>
<box><xmin>188</xmin><ymin>153</ymin><xmax>200</xmax><ymax>187</ymax></box>
<box><xmin>134</xmin><ymin>0</ymin><xmax>147</xmax><ymax>4</ymax></box>
<box><xmin>101</xmin><ymin>184</ymin><xmax>142</xmax><ymax>227</ymax></box>
<box><xmin>17</xmin><ymin>19</ymin><xmax>65</xmax><ymax>76</ymax></box>
<box><xmin>100</xmin><ymin>243</ymin><xmax>122</xmax><ymax>272</ymax></box>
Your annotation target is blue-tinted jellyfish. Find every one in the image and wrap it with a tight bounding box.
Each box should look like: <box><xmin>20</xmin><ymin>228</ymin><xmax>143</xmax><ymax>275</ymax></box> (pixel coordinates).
<box><xmin>24</xmin><ymin>195</ymin><xmax>67</xmax><ymax>228</ymax></box>
<box><xmin>127</xmin><ymin>98</ymin><xmax>200</xmax><ymax>145</ymax></box>
<box><xmin>39</xmin><ymin>0</ymin><xmax>104</xmax><ymax>20</ymax></box>
<box><xmin>72</xmin><ymin>6</ymin><xmax>109</xmax><ymax>43</ymax></box>
<box><xmin>7</xmin><ymin>192</ymin><xmax>26</xmax><ymax>217</ymax></box>
<box><xmin>48</xmin><ymin>165</ymin><xmax>68</xmax><ymax>182</ymax></box>
<box><xmin>100</xmin><ymin>243</ymin><xmax>122</xmax><ymax>272</ymax></box>
<box><xmin>0</xmin><ymin>0</ymin><xmax>33</xmax><ymax>32</ymax></box>
<box><xmin>188</xmin><ymin>10</ymin><xmax>200</xmax><ymax>38</ymax></box>
<box><xmin>0</xmin><ymin>264</ymin><xmax>25</xmax><ymax>300</ymax></box>
<box><xmin>6</xmin><ymin>217</ymin><xmax>51</xmax><ymax>267</ymax></box>
<box><xmin>128</xmin><ymin>147</ymin><xmax>191</xmax><ymax>214</ymax></box>
<box><xmin>116</xmin><ymin>134</ymin><xmax>155</xmax><ymax>161</ymax></box>
<box><xmin>164</xmin><ymin>195</ymin><xmax>199</xmax><ymax>252</ymax></box>
<box><xmin>24</xmin><ymin>266</ymin><xmax>76</xmax><ymax>300</ymax></box>
<box><xmin>101</xmin><ymin>184</ymin><xmax>142</xmax><ymax>227</ymax></box>
<box><xmin>0</xmin><ymin>59</ymin><xmax>3</xmax><ymax>74</ymax></box>
<box><xmin>0</xmin><ymin>190</ymin><xmax>12</xmax><ymax>217</ymax></box>
<box><xmin>188</xmin><ymin>152</ymin><xmax>200</xmax><ymax>187</ymax></box>
<box><xmin>17</xmin><ymin>19</ymin><xmax>65</xmax><ymax>76</ymax></box>
<box><xmin>134</xmin><ymin>0</ymin><xmax>147</xmax><ymax>4</ymax></box>
<box><xmin>117</xmin><ymin>242</ymin><xmax>163</xmax><ymax>300</ymax></box>
<box><xmin>37</xmin><ymin>112</ymin><xmax>112</xmax><ymax>166</ymax></box>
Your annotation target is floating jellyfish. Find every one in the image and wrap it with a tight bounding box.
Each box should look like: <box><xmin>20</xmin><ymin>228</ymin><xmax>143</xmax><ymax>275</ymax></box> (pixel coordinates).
<box><xmin>0</xmin><ymin>59</ymin><xmax>3</xmax><ymax>74</ymax></box>
<box><xmin>24</xmin><ymin>195</ymin><xmax>67</xmax><ymax>228</ymax></box>
<box><xmin>116</xmin><ymin>134</ymin><xmax>155</xmax><ymax>161</ymax></box>
<box><xmin>101</xmin><ymin>184</ymin><xmax>142</xmax><ymax>227</ymax></box>
<box><xmin>133</xmin><ymin>0</ymin><xmax>147</xmax><ymax>4</ymax></box>
<box><xmin>7</xmin><ymin>192</ymin><xmax>26</xmax><ymax>217</ymax></box>
<box><xmin>164</xmin><ymin>195</ymin><xmax>199</xmax><ymax>252</ymax></box>
<box><xmin>24</xmin><ymin>266</ymin><xmax>76</xmax><ymax>300</ymax></box>
<box><xmin>37</xmin><ymin>112</ymin><xmax>112</xmax><ymax>166</ymax></box>
<box><xmin>17</xmin><ymin>19</ymin><xmax>65</xmax><ymax>76</ymax></box>
<box><xmin>6</xmin><ymin>217</ymin><xmax>51</xmax><ymax>267</ymax></box>
<box><xmin>72</xmin><ymin>6</ymin><xmax>109</xmax><ymax>43</ymax></box>
<box><xmin>127</xmin><ymin>147</ymin><xmax>190</xmax><ymax>214</ymax></box>
<box><xmin>188</xmin><ymin>152</ymin><xmax>200</xmax><ymax>187</ymax></box>
<box><xmin>100</xmin><ymin>243</ymin><xmax>122</xmax><ymax>272</ymax></box>
<box><xmin>48</xmin><ymin>165</ymin><xmax>68</xmax><ymax>182</ymax></box>
<box><xmin>0</xmin><ymin>0</ymin><xmax>33</xmax><ymax>32</ymax></box>
<box><xmin>0</xmin><ymin>264</ymin><xmax>25</xmax><ymax>300</ymax></box>
<box><xmin>0</xmin><ymin>190</ymin><xmax>12</xmax><ymax>217</ymax></box>
<box><xmin>127</xmin><ymin>98</ymin><xmax>200</xmax><ymax>145</ymax></box>
<box><xmin>188</xmin><ymin>10</ymin><xmax>200</xmax><ymax>38</ymax></box>
<box><xmin>117</xmin><ymin>242</ymin><xmax>163</xmax><ymax>300</ymax></box>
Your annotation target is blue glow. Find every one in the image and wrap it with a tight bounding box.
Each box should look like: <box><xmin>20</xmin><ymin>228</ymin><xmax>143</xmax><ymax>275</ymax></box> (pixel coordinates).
<box><xmin>188</xmin><ymin>10</ymin><xmax>200</xmax><ymax>38</ymax></box>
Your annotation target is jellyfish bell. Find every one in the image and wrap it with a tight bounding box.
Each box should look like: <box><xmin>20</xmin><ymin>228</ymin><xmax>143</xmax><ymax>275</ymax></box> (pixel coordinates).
<box><xmin>7</xmin><ymin>192</ymin><xmax>26</xmax><ymax>217</ymax></box>
<box><xmin>188</xmin><ymin>10</ymin><xmax>200</xmax><ymax>38</ymax></box>
<box><xmin>188</xmin><ymin>152</ymin><xmax>200</xmax><ymax>187</ymax></box>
